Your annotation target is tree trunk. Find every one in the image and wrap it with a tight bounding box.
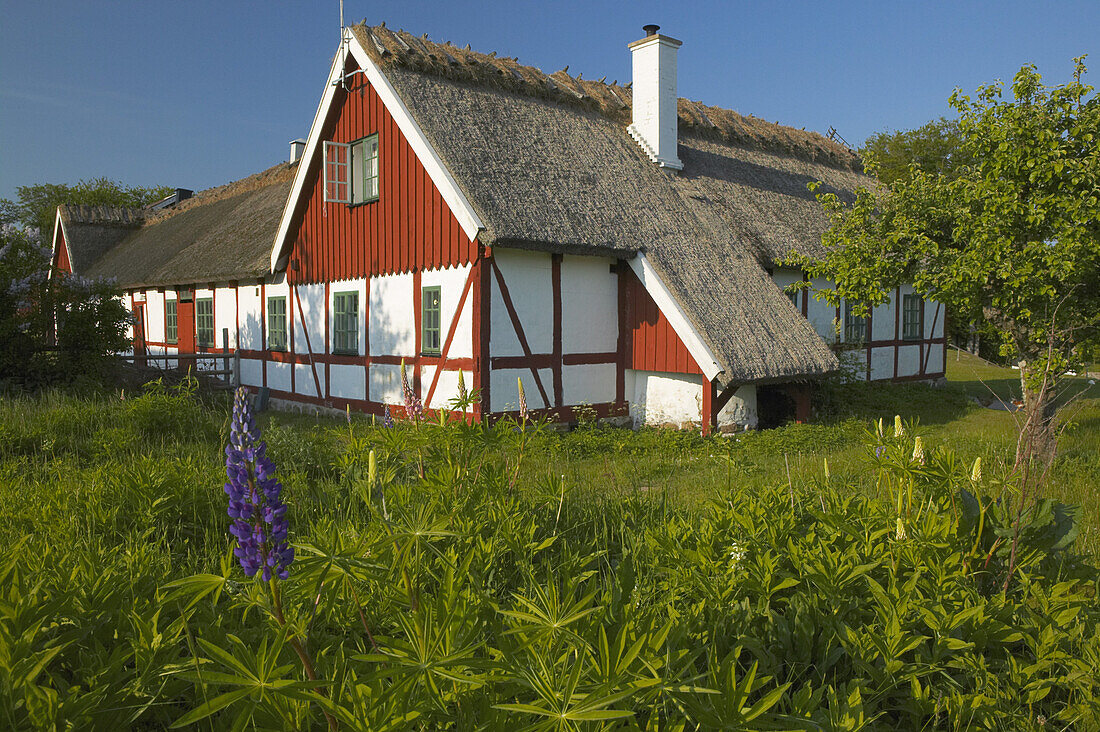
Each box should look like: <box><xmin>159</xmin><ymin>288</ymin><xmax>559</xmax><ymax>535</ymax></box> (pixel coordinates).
<box><xmin>1016</xmin><ymin>360</ymin><xmax>1058</xmax><ymax>469</ymax></box>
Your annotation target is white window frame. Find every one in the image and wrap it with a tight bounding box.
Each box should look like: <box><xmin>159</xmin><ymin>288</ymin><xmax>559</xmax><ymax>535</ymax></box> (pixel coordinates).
<box><xmin>350</xmin><ymin>134</ymin><xmax>380</xmax><ymax>205</ymax></box>
<box><xmin>323</xmin><ymin>141</ymin><xmax>351</xmax><ymax>204</ymax></box>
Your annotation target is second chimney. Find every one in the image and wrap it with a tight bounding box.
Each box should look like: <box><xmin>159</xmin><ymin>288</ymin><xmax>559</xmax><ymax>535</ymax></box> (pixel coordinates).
<box><xmin>627</xmin><ymin>24</ymin><xmax>682</xmax><ymax>171</ymax></box>
<box><xmin>289</xmin><ymin>139</ymin><xmax>307</xmax><ymax>163</ymax></box>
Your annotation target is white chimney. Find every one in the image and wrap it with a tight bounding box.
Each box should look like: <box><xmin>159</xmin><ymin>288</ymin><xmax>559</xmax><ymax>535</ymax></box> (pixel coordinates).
<box><xmin>289</xmin><ymin>139</ymin><xmax>306</xmax><ymax>163</ymax></box>
<box><xmin>627</xmin><ymin>24</ymin><xmax>682</xmax><ymax>171</ymax></box>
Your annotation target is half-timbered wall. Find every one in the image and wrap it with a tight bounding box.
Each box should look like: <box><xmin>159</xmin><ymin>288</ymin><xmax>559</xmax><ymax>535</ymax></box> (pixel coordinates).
<box><xmin>287</xmin><ymin>58</ymin><xmax>477</xmax><ymax>283</ymax></box>
<box><xmin>771</xmin><ymin>267</ymin><xmax>946</xmax><ymax>382</ymax></box>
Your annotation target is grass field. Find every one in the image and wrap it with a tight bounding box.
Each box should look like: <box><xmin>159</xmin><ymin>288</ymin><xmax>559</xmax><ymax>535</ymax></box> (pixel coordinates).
<box><xmin>0</xmin><ymin>359</ymin><xmax>1097</xmax><ymax>729</ymax></box>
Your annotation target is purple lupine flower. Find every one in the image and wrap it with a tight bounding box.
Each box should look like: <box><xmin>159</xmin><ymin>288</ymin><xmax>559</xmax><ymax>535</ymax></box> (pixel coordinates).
<box><xmin>224</xmin><ymin>387</ymin><xmax>294</xmax><ymax>580</ymax></box>
<box><xmin>382</xmin><ymin>404</ymin><xmax>394</xmax><ymax>428</ymax></box>
<box><xmin>400</xmin><ymin>359</ymin><xmax>423</xmax><ymax>422</ymax></box>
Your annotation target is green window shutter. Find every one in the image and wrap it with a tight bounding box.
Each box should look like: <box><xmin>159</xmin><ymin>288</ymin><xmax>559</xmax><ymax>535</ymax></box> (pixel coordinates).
<box><xmin>902</xmin><ymin>294</ymin><xmax>923</xmax><ymax>340</ymax></box>
<box><xmin>843</xmin><ymin>301</ymin><xmax>866</xmax><ymax>343</ymax></box>
<box><xmin>333</xmin><ymin>292</ymin><xmax>359</xmax><ymax>354</ymax></box>
<box><xmin>422</xmin><ymin>286</ymin><xmax>441</xmax><ymax>355</ymax></box>
<box><xmin>196</xmin><ymin>298</ymin><xmax>214</xmax><ymax>348</ymax></box>
<box><xmin>166</xmin><ymin>300</ymin><xmax>177</xmax><ymax>344</ymax></box>
<box><xmin>267</xmin><ymin>296</ymin><xmax>287</xmax><ymax>350</ymax></box>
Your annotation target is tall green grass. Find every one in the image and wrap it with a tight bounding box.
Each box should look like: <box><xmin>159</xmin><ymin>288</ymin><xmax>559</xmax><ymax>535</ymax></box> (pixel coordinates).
<box><xmin>0</xmin><ymin>380</ymin><xmax>1098</xmax><ymax>729</ymax></box>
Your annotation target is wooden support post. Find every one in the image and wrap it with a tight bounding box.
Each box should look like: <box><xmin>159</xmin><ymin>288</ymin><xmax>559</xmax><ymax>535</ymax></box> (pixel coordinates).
<box><xmin>794</xmin><ymin>385</ymin><xmax>811</xmax><ymax>424</ymax></box>
<box><xmin>702</xmin><ymin>377</ymin><xmax>717</xmax><ymax>436</ymax></box>
<box><xmin>221</xmin><ymin>328</ymin><xmax>230</xmax><ymax>385</ymax></box>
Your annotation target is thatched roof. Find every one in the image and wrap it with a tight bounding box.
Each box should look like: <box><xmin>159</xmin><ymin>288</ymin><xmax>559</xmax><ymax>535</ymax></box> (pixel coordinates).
<box><xmin>351</xmin><ymin>23</ymin><xmax>850</xmax><ymax>382</ymax></box>
<box><xmin>56</xmin><ymin>205</ymin><xmax>145</xmax><ymax>275</ymax></box>
<box><xmin>84</xmin><ymin>162</ymin><xmax>296</xmax><ymax>288</ymax></box>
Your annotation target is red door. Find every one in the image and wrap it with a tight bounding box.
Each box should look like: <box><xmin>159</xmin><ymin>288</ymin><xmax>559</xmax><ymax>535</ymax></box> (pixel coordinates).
<box><xmin>177</xmin><ymin>291</ymin><xmax>196</xmax><ymax>371</ymax></box>
<box><xmin>132</xmin><ymin>304</ymin><xmax>147</xmax><ymax>356</ymax></box>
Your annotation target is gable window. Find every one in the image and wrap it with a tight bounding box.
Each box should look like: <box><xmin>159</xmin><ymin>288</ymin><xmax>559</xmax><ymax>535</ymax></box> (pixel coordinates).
<box><xmin>843</xmin><ymin>301</ymin><xmax>867</xmax><ymax>343</ymax></box>
<box><xmin>165</xmin><ymin>299</ymin><xmax>178</xmax><ymax>344</ymax></box>
<box><xmin>323</xmin><ymin>134</ymin><xmax>380</xmax><ymax>205</ymax></box>
<box><xmin>333</xmin><ymin>291</ymin><xmax>359</xmax><ymax>354</ymax></box>
<box><xmin>267</xmin><ymin>296</ymin><xmax>288</xmax><ymax>351</ymax></box>
<box><xmin>196</xmin><ymin>297</ymin><xmax>214</xmax><ymax>348</ymax></box>
<box><xmin>422</xmin><ymin>286</ymin><xmax>441</xmax><ymax>355</ymax></box>
<box><xmin>902</xmin><ymin>294</ymin><xmax>923</xmax><ymax>340</ymax></box>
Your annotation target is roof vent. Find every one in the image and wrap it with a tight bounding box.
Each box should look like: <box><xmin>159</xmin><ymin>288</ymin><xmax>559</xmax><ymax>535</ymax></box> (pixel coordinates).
<box><xmin>627</xmin><ymin>26</ymin><xmax>683</xmax><ymax>171</ymax></box>
<box><xmin>289</xmin><ymin>139</ymin><xmax>307</xmax><ymax>163</ymax></box>
<box><xmin>150</xmin><ymin>188</ymin><xmax>193</xmax><ymax>211</ymax></box>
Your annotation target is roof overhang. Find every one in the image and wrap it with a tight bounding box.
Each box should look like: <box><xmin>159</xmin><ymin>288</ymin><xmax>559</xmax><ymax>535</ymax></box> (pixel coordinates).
<box><xmin>268</xmin><ymin>27</ymin><xmax>485</xmax><ymax>273</ymax></box>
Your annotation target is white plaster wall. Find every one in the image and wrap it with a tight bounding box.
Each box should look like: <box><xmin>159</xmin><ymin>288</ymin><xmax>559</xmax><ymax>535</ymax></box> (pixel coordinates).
<box><xmin>560</xmin><ymin>255</ymin><xmax>618</xmax><ymax>354</ymax></box>
<box><xmin>925</xmin><ymin>343</ymin><xmax>945</xmax><ymax>374</ymax></box>
<box><xmin>240</xmin><ymin>358</ymin><xmax>263</xmax><ymax>388</ymax></box>
<box><xmin>292</xmin><ymin>283</ymin><xmax>325</xmax><ymax>357</ymax></box>
<box><xmin>870</xmin><ymin>346</ymin><xmax>895</xmax><ymax>381</ymax></box>
<box><xmin>330</xmin><ymin>364</ymin><xmax>365</xmax><ymax>400</ymax></box>
<box><xmin>872</xmin><ymin>300</ymin><xmax>895</xmax><ymax>342</ymax></box>
<box><xmin>369</xmin><ymin>363</ymin><xmax>403</xmax><ymax>405</ymax></box>
<box><xmin>422</xmin><ymin>264</ymin><xmax>473</xmax><ymax>359</ymax></box>
<box><xmin>294</xmin><ymin>363</ymin><xmax>324</xmax><ymax>397</ymax></box>
<box><xmin>238</xmin><ymin>283</ymin><xmax>263</xmax><ymax>350</ymax></box>
<box><xmin>926</xmin><ymin>301</ymin><xmax>944</xmax><ymax>339</ymax></box>
<box><xmin>627</xmin><ymin>370</ymin><xmax>702</xmax><ymax>427</ymax></box>
<box><xmin>897</xmin><ymin>345</ymin><xmax>921</xmax><ymax>378</ymax></box>
<box><xmin>770</xmin><ymin>267</ymin><xmax>804</xmax><ymax>313</ymax></box>
<box><xmin>562</xmin><ymin>364</ymin><xmax>616</xmax><ymax>406</ymax></box>
<box><xmin>806</xmin><ymin>278</ymin><xmax>838</xmax><ymax>343</ymax></box>
<box><xmin>145</xmin><ymin>290</ymin><xmax>165</xmax><ymax>344</ymax></box>
<box><xmin>491</xmin><ymin>249</ymin><xmax>553</xmax><ymax>357</ymax></box>
<box><xmin>266</xmin><ymin>361</ymin><xmax>291</xmax><ymax>393</ymax></box>
<box><xmin>421</xmin><ymin>366</ymin><xmax>474</xmax><ymax>411</ymax></box>
<box><xmin>491</xmin><ymin>368</ymin><xmax>553</xmax><ymax>413</ymax></box>
<box><xmin>215</xmin><ymin>286</ymin><xmax>237</xmax><ymax>348</ymax></box>
<box><xmin>717</xmin><ymin>384</ymin><xmax>758</xmax><ymax>430</ymax></box>
<box><xmin>369</xmin><ymin>274</ymin><xmax>412</xmax><ymax>356</ymax></box>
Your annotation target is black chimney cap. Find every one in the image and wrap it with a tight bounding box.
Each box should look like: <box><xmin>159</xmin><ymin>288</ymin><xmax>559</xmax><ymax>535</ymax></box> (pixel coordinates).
<box><xmin>643</xmin><ymin>24</ymin><xmax>660</xmax><ymax>36</ymax></box>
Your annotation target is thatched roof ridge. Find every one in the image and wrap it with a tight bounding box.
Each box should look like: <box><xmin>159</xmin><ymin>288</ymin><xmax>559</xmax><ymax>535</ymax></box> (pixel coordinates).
<box><xmin>59</xmin><ymin>204</ymin><xmax>145</xmax><ymax>227</ymax></box>
<box><xmin>84</xmin><ymin>162</ymin><xmax>296</xmax><ymax>288</ymax></box>
<box><xmin>355</xmin><ymin>23</ymin><xmax>860</xmax><ymax>170</ymax></box>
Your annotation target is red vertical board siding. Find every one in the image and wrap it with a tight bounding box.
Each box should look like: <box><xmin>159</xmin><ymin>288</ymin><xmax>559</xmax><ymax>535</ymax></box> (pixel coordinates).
<box><xmin>622</xmin><ymin>268</ymin><xmax>701</xmax><ymax>375</ymax></box>
<box><xmin>287</xmin><ymin>58</ymin><xmax>475</xmax><ymax>285</ymax></box>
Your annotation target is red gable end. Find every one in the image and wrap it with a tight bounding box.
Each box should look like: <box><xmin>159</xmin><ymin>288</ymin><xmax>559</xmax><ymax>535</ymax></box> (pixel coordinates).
<box><xmin>286</xmin><ymin>58</ymin><xmax>477</xmax><ymax>285</ymax></box>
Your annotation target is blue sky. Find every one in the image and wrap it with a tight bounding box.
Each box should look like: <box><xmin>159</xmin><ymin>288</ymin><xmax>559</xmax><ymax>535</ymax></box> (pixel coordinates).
<box><xmin>1</xmin><ymin>1</ymin><xmax>1096</xmax><ymax>201</ymax></box>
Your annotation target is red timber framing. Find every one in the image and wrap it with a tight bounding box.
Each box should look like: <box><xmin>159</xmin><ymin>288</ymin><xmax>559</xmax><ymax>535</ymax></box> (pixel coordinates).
<box><xmin>621</xmin><ymin>267</ymin><xmax>702</xmax><ymax>375</ymax></box>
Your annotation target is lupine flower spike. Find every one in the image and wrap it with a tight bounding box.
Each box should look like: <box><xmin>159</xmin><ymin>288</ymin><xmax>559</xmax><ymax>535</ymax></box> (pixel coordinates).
<box><xmin>382</xmin><ymin>404</ymin><xmax>395</xmax><ymax>428</ymax></box>
<box><xmin>823</xmin><ymin>458</ymin><xmax>830</xmax><ymax>480</ymax></box>
<box><xmin>457</xmin><ymin>369</ymin><xmax>467</xmax><ymax>404</ymax></box>
<box><xmin>400</xmin><ymin>358</ymin><xmax>423</xmax><ymax>421</ymax></box>
<box><xmin>224</xmin><ymin>387</ymin><xmax>293</xmax><ymax>580</ymax></box>
<box><xmin>894</xmin><ymin>415</ymin><xmax>904</xmax><ymax>438</ymax></box>
<box><xmin>970</xmin><ymin>457</ymin><xmax>982</xmax><ymax>483</ymax></box>
<box><xmin>517</xmin><ymin>377</ymin><xmax>528</xmax><ymax>422</ymax></box>
<box><xmin>912</xmin><ymin>436</ymin><xmax>925</xmax><ymax>465</ymax></box>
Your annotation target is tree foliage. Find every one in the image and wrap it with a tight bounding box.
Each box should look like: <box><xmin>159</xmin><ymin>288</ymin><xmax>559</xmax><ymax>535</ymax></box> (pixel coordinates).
<box><xmin>793</xmin><ymin>58</ymin><xmax>1100</xmax><ymax>460</ymax></box>
<box><xmin>0</xmin><ymin>222</ymin><xmax>130</xmax><ymax>387</ymax></box>
<box><xmin>861</xmin><ymin>116</ymin><xmax>972</xmax><ymax>185</ymax></box>
<box><xmin>0</xmin><ymin>178</ymin><xmax>172</xmax><ymax>246</ymax></box>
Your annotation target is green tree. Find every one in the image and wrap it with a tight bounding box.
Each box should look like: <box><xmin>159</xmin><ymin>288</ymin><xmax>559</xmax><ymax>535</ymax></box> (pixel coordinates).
<box><xmin>860</xmin><ymin>117</ymin><xmax>971</xmax><ymax>185</ymax></box>
<box><xmin>0</xmin><ymin>178</ymin><xmax>172</xmax><ymax>246</ymax></box>
<box><xmin>795</xmin><ymin>58</ymin><xmax>1100</xmax><ymax>465</ymax></box>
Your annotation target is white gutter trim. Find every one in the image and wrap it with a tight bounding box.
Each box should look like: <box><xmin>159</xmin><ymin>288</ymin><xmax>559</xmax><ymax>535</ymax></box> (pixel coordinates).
<box><xmin>628</xmin><ymin>252</ymin><xmax>723</xmax><ymax>381</ymax></box>
<box><xmin>269</xmin><ymin>28</ymin><xmax>485</xmax><ymax>273</ymax></box>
